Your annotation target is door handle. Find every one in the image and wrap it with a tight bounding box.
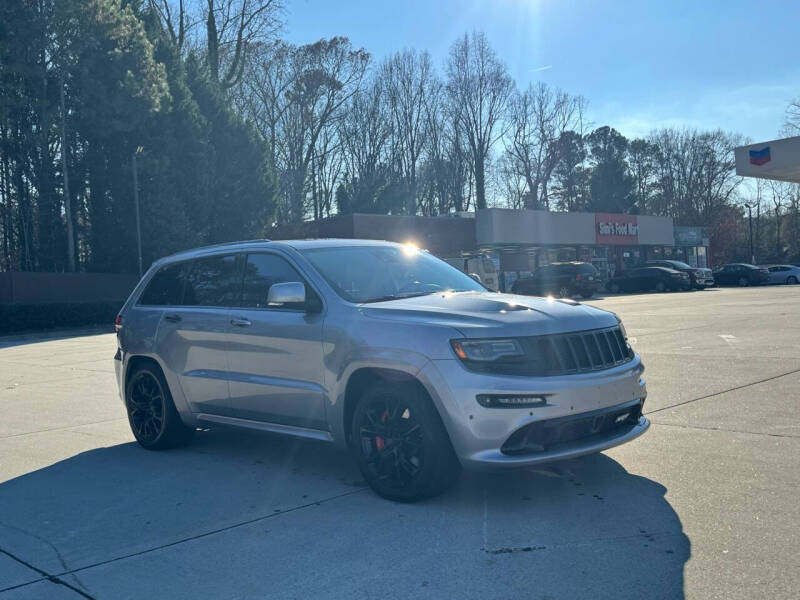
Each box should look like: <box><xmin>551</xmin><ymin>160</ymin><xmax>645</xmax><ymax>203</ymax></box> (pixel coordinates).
<box><xmin>230</xmin><ymin>317</ymin><xmax>252</xmax><ymax>327</ymax></box>
<box><xmin>164</xmin><ymin>313</ymin><xmax>182</xmax><ymax>323</ymax></box>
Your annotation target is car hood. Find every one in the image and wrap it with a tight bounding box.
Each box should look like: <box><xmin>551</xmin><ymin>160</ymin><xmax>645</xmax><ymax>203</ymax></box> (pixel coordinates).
<box><xmin>359</xmin><ymin>291</ymin><xmax>619</xmax><ymax>338</ymax></box>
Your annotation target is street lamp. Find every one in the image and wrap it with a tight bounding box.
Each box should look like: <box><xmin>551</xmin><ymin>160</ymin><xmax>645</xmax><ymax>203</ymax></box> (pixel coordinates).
<box><xmin>132</xmin><ymin>147</ymin><xmax>144</xmax><ymax>277</ymax></box>
<box><xmin>743</xmin><ymin>203</ymin><xmax>755</xmax><ymax>264</ymax></box>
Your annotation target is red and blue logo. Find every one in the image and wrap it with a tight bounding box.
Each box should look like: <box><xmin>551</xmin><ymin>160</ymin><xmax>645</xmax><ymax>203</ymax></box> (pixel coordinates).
<box><xmin>749</xmin><ymin>146</ymin><xmax>771</xmax><ymax>166</ymax></box>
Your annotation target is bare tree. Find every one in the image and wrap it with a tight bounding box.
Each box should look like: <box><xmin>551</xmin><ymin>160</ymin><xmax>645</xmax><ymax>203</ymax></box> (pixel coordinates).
<box><xmin>504</xmin><ymin>82</ymin><xmax>587</xmax><ymax>210</ymax></box>
<box><xmin>424</xmin><ymin>79</ymin><xmax>470</xmax><ymax>213</ymax></box>
<box><xmin>784</xmin><ymin>96</ymin><xmax>800</xmax><ymax>135</ymax></box>
<box><xmin>310</xmin><ymin>122</ymin><xmax>343</xmax><ymax>220</ymax></box>
<box><xmin>336</xmin><ymin>74</ymin><xmax>393</xmax><ymax>212</ymax></box>
<box><xmin>695</xmin><ymin>130</ymin><xmax>744</xmax><ymax>222</ymax></box>
<box><xmin>627</xmin><ymin>138</ymin><xmax>657</xmax><ymax>213</ymax></box>
<box><xmin>381</xmin><ymin>49</ymin><xmax>436</xmax><ymax>214</ymax></box>
<box><xmin>235</xmin><ymin>41</ymin><xmax>293</xmax><ymax>174</ymax></box>
<box><xmin>149</xmin><ymin>0</ymin><xmax>282</xmax><ymax>88</ymax></box>
<box><xmin>276</xmin><ymin>37</ymin><xmax>369</xmax><ymax>222</ymax></box>
<box><xmin>445</xmin><ymin>32</ymin><xmax>512</xmax><ymax>210</ymax></box>
<box><xmin>769</xmin><ymin>180</ymin><xmax>792</xmax><ymax>259</ymax></box>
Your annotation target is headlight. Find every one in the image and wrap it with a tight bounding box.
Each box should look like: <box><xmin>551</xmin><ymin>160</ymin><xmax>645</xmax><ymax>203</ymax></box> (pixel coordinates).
<box><xmin>618</xmin><ymin>321</ymin><xmax>628</xmax><ymax>340</ymax></box>
<box><xmin>451</xmin><ymin>339</ymin><xmax>524</xmax><ymax>362</ymax></box>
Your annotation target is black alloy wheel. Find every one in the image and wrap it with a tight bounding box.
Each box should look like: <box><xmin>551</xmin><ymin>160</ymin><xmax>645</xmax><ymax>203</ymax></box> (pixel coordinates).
<box><xmin>655</xmin><ymin>281</ymin><xmax>666</xmax><ymax>292</ymax></box>
<box><xmin>351</xmin><ymin>382</ymin><xmax>461</xmax><ymax>502</ymax></box>
<box><xmin>609</xmin><ymin>282</ymin><xmax>620</xmax><ymax>294</ymax></box>
<box><xmin>738</xmin><ymin>276</ymin><xmax>749</xmax><ymax>287</ymax></box>
<box><xmin>125</xmin><ymin>364</ymin><xmax>194</xmax><ymax>450</ymax></box>
<box><xmin>128</xmin><ymin>370</ymin><xmax>165</xmax><ymax>443</ymax></box>
<box><xmin>787</xmin><ymin>276</ymin><xmax>798</xmax><ymax>285</ymax></box>
<box><xmin>558</xmin><ymin>286</ymin><xmax>571</xmax><ymax>298</ymax></box>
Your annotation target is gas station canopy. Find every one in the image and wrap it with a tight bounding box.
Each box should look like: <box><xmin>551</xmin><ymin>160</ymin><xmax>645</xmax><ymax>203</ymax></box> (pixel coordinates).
<box><xmin>735</xmin><ymin>136</ymin><xmax>800</xmax><ymax>183</ymax></box>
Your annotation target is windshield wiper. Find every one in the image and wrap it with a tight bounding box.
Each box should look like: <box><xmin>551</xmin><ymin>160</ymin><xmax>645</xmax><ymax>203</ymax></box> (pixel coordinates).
<box><xmin>361</xmin><ymin>291</ymin><xmax>439</xmax><ymax>304</ymax></box>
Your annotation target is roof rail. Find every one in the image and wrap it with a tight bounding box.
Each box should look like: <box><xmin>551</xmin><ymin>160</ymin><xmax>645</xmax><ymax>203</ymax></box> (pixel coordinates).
<box><xmin>159</xmin><ymin>238</ymin><xmax>273</xmax><ymax>261</ymax></box>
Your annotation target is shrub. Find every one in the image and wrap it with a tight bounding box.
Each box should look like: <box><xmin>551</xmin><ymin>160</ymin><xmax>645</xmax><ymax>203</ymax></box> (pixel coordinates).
<box><xmin>0</xmin><ymin>302</ymin><xmax>122</xmax><ymax>335</ymax></box>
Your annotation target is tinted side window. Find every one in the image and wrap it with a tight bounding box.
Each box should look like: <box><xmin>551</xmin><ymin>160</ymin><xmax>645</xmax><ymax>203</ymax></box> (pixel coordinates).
<box><xmin>576</xmin><ymin>264</ymin><xmax>598</xmax><ymax>275</ymax></box>
<box><xmin>241</xmin><ymin>253</ymin><xmax>306</xmax><ymax>309</ymax></box>
<box><xmin>184</xmin><ymin>254</ymin><xmax>241</xmax><ymax>307</ymax></box>
<box><xmin>139</xmin><ymin>262</ymin><xmax>189</xmax><ymax>306</ymax></box>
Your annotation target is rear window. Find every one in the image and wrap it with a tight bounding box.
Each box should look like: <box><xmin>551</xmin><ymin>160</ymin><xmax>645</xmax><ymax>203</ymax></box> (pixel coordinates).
<box><xmin>139</xmin><ymin>262</ymin><xmax>189</xmax><ymax>306</ymax></box>
<box><xmin>575</xmin><ymin>263</ymin><xmax>598</xmax><ymax>275</ymax></box>
<box><xmin>183</xmin><ymin>254</ymin><xmax>241</xmax><ymax>307</ymax></box>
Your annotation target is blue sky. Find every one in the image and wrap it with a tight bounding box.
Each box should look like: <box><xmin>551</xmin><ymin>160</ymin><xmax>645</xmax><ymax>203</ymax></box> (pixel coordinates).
<box><xmin>284</xmin><ymin>0</ymin><xmax>800</xmax><ymax>142</ymax></box>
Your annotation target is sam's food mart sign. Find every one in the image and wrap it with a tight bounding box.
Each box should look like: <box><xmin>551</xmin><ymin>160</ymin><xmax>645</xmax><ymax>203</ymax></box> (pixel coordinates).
<box><xmin>595</xmin><ymin>214</ymin><xmax>638</xmax><ymax>244</ymax></box>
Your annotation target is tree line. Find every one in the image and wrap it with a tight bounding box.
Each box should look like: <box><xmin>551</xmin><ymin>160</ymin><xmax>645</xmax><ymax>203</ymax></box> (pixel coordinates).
<box><xmin>1</xmin><ymin>0</ymin><xmax>798</xmax><ymax>273</ymax></box>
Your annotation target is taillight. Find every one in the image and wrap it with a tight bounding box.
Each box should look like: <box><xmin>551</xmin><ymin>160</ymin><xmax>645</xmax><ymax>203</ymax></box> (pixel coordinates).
<box><xmin>115</xmin><ymin>314</ymin><xmax>123</xmax><ymax>332</ymax></box>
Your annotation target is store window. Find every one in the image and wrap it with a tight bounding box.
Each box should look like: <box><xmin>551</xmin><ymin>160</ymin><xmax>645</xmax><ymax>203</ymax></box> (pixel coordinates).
<box><xmin>697</xmin><ymin>246</ymin><xmax>708</xmax><ymax>268</ymax></box>
<box><xmin>685</xmin><ymin>247</ymin><xmax>698</xmax><ymax>267</ymax></box>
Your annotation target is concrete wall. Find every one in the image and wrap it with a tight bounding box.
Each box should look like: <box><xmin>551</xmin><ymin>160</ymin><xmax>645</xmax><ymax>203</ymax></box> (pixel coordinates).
<box><xmin>270</xmin><ymin>213</ymin><xmax>476</xmax><ymax>255</ymax></box>
<box><xmin>477</xmin><ymin>208</ymin><xmax>674</xmax><ymax>247</ymax></box>
<box><xmin>637</xmin><ymin>214</ymin><xmax>675</xmax><ymax>245</ymax></box>
<box><xmin>0</xmin><ymin>272</ymin><xmax>139</xmax><ymax>305</ymax></box>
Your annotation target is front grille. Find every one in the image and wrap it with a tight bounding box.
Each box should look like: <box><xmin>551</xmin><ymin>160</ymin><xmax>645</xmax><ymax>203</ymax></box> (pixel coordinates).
<box><xmin>501</xmin><ymin>400</ymin><xmax>644</xmax><ymax>455</ymax></box>
<box><xmin>464</xmin><ymin>326</ymin><xmax>633</xmax><ymax>377</ymax></box>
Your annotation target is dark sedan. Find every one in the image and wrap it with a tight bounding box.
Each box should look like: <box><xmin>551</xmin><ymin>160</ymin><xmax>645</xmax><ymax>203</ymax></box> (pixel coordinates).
<box><xmin>511</xmin><ymin>262</ymin><xmax>602</xmax><ymax>298</ymax></box>
<box><xmin>606</xmin><ymin>266</ymin><xmax>690</xmax><ymax>293</ymax></box>
<box><xmin>713</xmin><ymin>263</ymin><xmax>770</xmax><ymax>286</ymax></box>
<box><xmin>644</xmin><ymin>259</ymin><xmax>714</xmax><ymax>289</ymax></box>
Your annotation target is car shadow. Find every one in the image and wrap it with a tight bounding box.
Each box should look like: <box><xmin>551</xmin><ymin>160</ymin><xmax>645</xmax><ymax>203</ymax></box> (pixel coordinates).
<box><xmin>0</xmin><ymin>428</ymin><xmax>689</xmax><ymax>599</ymax></box>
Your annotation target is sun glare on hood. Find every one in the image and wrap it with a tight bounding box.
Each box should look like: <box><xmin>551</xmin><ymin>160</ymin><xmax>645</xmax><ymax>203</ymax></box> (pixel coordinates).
<box><xmin>401</xmin><ymin>242</ymin><xmax>419</xmax><ymax>256</ymax></box>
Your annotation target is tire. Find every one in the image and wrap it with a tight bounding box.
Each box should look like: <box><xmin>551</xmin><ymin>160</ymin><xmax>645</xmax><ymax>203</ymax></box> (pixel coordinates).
<box><xmin>125</xmin><ymin>363</ymin><xmax>194</xmax><ymax>450</ymax></box>
<box><xmin>609</xmin><ymin>282</ymin><xmax>620</xmax><ymax>294</ymax></box>
<box><xmin>557</xmin><ymin>286</ymin><xmax>571</xmax><ymax>298</ymax></box>
<box><xmin>350</xmin><ymin>381</ymin><xmax>461</xmax><ymax>502</ymax></box>
<box><xmin>581</xmin><ymin>291</ymin><xmax>594</xmax><ymax>299</ymax></box>
<box><xmin>738</xmin><ymin>277</ymin><xmax>749</xmax><ymax>287</ymax></box>
<box><xmin>787</xmin><ymin>276</ymin><xmax>798</xmax><ymax>285</ymax></box>
<box><xmin>655</xmin><ymin>281</ymin><xmax>666</xmax><ymax>292</ymax></box>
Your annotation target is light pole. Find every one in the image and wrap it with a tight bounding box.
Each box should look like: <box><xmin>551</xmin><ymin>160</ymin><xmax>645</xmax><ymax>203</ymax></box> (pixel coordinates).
<box><xmin>743</xmin><ymin>203</ymin><xmax>754</xmax><ymax>264</ymax></box>
<box><xmin>132</xmin><ymin>147</ymin><xmax>143</xmax><ymax>277</ymax></box>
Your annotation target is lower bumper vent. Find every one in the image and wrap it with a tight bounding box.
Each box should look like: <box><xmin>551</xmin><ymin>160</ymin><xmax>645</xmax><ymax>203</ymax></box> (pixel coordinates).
<box><xmin>501</xmin><ymin>400</ymin><xmax>644</xmax><ymax>455</ymax></box>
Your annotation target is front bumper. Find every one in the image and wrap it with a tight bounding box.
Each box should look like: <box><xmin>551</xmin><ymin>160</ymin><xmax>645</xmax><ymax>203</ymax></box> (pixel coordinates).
<box><xmin>419</xmin><ymin>356</ymin><xmax>648</xmax><ymax>470</ymax></box>
<box><xmin>694</xmin><ymin>276</ymin><xmax>715</xmax><ymax>287</ymax></box>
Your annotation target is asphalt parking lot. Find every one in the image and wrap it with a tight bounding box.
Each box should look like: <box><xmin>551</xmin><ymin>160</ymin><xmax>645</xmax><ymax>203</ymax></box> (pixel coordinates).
<box><xmin>1</xmin><ymin>286</ymin><xmax>798</xmax><ymax>599</ymax></box>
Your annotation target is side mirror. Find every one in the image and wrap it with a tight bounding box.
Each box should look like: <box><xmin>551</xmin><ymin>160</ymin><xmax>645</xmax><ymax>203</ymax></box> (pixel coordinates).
<box><xmin>267</xmin><ymin>282</ymin><xmax>306</xmax><ymax>306</ymax></box>
<box><xmin>469</xmin><ymin>273</ymin><xmax>482</xmax><ymax>284</ymax></box>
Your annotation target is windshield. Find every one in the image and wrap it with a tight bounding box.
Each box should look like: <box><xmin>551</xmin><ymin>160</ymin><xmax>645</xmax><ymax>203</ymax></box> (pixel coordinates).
<box><xmin>301</xmin><ymin>245</ymin><xmax>485</xmax><ymax>303</ymax></box>
<box><xmin>669</xmin><ymin>261</ymin><xmax>693</xmax><ymax>269</ymax></box>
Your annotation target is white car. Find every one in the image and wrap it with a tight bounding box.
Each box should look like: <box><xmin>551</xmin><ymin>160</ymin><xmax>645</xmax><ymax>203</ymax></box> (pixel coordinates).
<box><xmin>763</xmin><ymin>264</ymin><xmax>800</xmax><ymax>285</ymax></box>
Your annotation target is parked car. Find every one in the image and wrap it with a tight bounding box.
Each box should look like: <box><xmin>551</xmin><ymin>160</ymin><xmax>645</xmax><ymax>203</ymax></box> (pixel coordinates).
<box><xmin>713</xmin><ymin>263</ymin><xmax>770</xmax><ymax>286</ymax></box>
<box><xmin>762</xmin><ymin>264</ymin><xmax>800</xmax><ymax>285</ymax></box>
<box><xmin>606</xmin><ymin>266</ymin><xmax>690</xmax><ymax>293</ymax></box>
<box><xmin>443</xmin><ymin>254</ymin><xmax>499</xmax><ymax>291</ymax></box>
<box><xmin>511</xmin><ymin>262</ymin><xmax>602</xmax><ymax>298</ymax></box>
<box><xmin>114</xmin><ymin>240</ymin><xmax>648</xmax><ymax>502</ymax></box>
<box><xmin>644</xmin><ymin>259</ymin><xmax>714</xmax><ymax>289</ymax></box>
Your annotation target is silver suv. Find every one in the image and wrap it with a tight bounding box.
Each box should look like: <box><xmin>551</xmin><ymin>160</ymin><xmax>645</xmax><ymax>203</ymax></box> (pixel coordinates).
<box><xmin>114</xmin><ymin>240</ymin><xmax>649</xmax><ymax>501</ymax></box>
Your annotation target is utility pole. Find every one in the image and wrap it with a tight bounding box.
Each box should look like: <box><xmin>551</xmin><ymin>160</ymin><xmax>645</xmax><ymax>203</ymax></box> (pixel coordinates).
<box><xmin>60</xmin><ymin>78</ymin><xmax>76</xmax><ymax>272</ymax></box>
<box><xmin>744</xmin><ymin>203</ymin><xmax>754</xmax><ymax>264</ymax></box>
<box><xmin>132</xmin><ymin>149</ymin><xmax>143</xmax><ymax>277</ymax></box>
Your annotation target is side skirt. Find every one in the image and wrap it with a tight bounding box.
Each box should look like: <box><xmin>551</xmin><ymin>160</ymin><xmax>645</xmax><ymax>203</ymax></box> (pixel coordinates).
<box><xmin>196</xmin><ymin>413</ymin><xmax>334</xmax><ymax>443</ymax></box>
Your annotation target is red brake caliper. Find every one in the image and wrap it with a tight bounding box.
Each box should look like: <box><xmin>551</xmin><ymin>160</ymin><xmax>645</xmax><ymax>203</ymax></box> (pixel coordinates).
<box><xmin>375</xmin><ymin>410</ymin><xmax>388</xmax><ymax>451</ymax></box>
